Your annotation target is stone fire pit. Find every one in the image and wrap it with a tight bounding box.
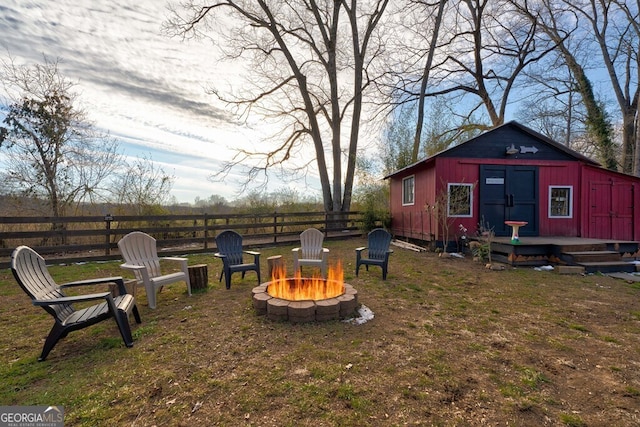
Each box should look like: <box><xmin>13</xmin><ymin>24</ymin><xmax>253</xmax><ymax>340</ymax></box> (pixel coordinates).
<box><xmin>252</xmin><ymin>280</ymin><xmax>358</xmax><ymax>323</ymax></box>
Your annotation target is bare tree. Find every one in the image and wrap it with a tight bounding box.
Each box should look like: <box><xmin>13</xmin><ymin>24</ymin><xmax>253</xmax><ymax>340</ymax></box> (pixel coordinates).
<box><xmin>164</xmin><ymin>0</ymin><xmax>390</xmax><ymax>213</ymax></box>
<box><xmin>379</xmin><ymin>97</ymin><xmax>481</xmax><ymax>177</ymax></box>
<box><xmin>425</xmin><ymin>0</ymin><xmax>556</xmax><ymax>128</ymax></box>
<box><xmin>516</xmin><ymin>53</ymin><xmax>588</xmax><ymax>146</ymax></box>
<box><xmin>384</xmin><ymin>0</ymin><xmax>556</xmax><ymax>155</ymax></box>
<box><xmin>580</xmin><ymin>0</ymin><xmax>639</xmax><ymax>175</ymax></box>
<box><xmin>193</xmin><ymin>194</ymin><xmax>230</xmax><ymax>213</ymax></box>
<box><xmin>379</xmin><ymin>104</ymin><xmax>417</xmax><ymax>174</ymax></box>
<box><xmin>110</xmin><ymin>155</ymin><xmax>175</xmax><ymax>216</ymax></box>
<box><xmin>412</xmin><ymin>0</ymin><xmax>448</xmax><ymax>163</ymax></box>
<box><xmin>512</xmin><ymin>0</ymin><xmax>619</xmax><ymax>170</ymax></box>
<box><xmin>0</xmin><ymin>57</ymin><xmax>121</xmax><ymax>218</ymax></box>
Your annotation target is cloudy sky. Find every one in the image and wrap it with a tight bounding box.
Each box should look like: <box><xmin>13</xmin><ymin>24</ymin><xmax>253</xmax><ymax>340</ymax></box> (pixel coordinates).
<box><xmin>0</xmin><ymin>0</ymin><xmax>285</xmax><ymax>203</ymax></box>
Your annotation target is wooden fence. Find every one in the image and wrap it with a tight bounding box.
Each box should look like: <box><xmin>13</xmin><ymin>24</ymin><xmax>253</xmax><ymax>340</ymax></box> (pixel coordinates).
<box><xmin>0</xmin><ymin>211</ymin><xmax>368</xmax><ymax>269</ymax></box>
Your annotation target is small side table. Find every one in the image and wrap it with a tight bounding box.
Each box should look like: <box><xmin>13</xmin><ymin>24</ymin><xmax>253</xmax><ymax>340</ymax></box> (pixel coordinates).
<box><xmin>188</xmin><ymin>264</ymin><xmax>209</xmax><ymax>291</ymax></box>
<box><xmin>505</xmin><ymin>221</ymin><xmax>528</xmax><ymax>244</ymax></box>
<box><xmin>267</xmin><ymin>255</ymin><xmax>284</xmax><ymax>278</ymax></box>
<box><xmin>109</xmin><ymin>279</ymin><xmax>137</xmax><ymax>298</ymax></box>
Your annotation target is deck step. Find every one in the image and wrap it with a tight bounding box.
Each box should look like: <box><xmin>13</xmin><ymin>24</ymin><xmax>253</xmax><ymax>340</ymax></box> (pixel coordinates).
<box><xmin>490</xmin><ymin>238</ymin><xmax>639</xmax><ymax>273</ymax></box>
<box><xmin>556</xmin><ymin>243</ymin><xmax>609</xmax><ymax>252</ymax></box>
<box><xmin>562</xmin><ymin>250</ymin><xmax>621</xmax><ymax>263</ymax></box>
<box><xmin>576</xmin><ymin>261</ymin><xmax>637</xmax><ymax>274</ymax></box>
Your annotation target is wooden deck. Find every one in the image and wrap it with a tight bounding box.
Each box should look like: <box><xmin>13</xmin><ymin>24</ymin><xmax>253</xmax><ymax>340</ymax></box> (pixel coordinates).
<box><xmin>487</xmin><ymin>236</ymin><xmax>640</xmax><ymax>273</ymax></box>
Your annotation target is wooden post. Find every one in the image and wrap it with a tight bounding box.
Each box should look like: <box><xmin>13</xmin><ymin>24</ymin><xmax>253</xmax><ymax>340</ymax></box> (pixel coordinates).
<box><xmin>104</xmin><ymin>214</ymin><xmax>113</xmax><ymax>256</ymax></box>
<box><xmin>109</xmin><ymin>279</ymin><xmax>137</xmax><ymax>298</ymax></box>
<box><xmin>273</xmin><ymin>211</ymin><xmax>278</xmax><ymax>244</ymax></box>
<box><xmin>267</xmin><ymin>255</ymin><xmax>284</xmax><ymax>278</ymax></box>
<box><xmin>203</xmin><ymin>213</ymin><xmax>209</xmax><ymax>250</ymax></box>
<box><xmin>188</xmin><ymin>264</ymin><xmax>209</xmax><ymax>291</ymax></box>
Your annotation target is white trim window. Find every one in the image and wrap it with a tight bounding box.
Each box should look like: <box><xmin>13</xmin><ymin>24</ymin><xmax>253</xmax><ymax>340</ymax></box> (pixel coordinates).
<box><xmin>402</xmin><ymin>175</ymin><xmax>415</xmax><ymax>206</ymax></box>
<box><xmin>448</xmin><ymin>183</ymin><xmax>473</xmax><ymax>217</ymax></box>
<box><xmin>549</xmin><ymin>186</ymin><xmax>573</xmax><ymax>218</ymax></box>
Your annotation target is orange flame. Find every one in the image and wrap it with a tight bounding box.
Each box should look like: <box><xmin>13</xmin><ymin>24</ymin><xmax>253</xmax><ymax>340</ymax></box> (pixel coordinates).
<box><xmin>268</xmin><ymin>261</ymin><xmax>345</xmax><ymax>301</ymax></box>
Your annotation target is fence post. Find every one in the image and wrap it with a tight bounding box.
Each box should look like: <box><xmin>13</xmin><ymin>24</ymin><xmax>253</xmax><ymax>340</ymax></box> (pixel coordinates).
<box><xmin>0</xmin><ymin>210</ymin><xmax>365</xmax><ymax>268</ymax></box>
<box><xmin>273</xmin><ymin>211</ymin><xmax>278</xmax><ymax>244</ymax></box>
<box><xmin>324</xmin><ymin>212</ymin><xmax>328</xmax><ymax>235</ymax></box>
<box><xmin>204</xmin><ymin>213</ymin><xmax>209</xmax><ymax>250</ymax></box>
<box><xmin>104</xmin><ymin>214</ymin><xmax>113</xmax><ymax>256</ymax></box>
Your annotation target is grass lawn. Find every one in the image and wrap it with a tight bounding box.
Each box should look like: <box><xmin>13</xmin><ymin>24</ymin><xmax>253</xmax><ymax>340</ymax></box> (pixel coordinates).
<box><xmin>1</xmin><ymin>237</ymin><xmax>640</xmax><ymax>426</ymax></box>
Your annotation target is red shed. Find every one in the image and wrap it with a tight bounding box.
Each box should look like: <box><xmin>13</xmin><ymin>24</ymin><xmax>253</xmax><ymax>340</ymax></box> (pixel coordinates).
<box><xmin>385</xmin><ymin>121</ymin><xmax>640</xmax><ymax>244</ymax></box>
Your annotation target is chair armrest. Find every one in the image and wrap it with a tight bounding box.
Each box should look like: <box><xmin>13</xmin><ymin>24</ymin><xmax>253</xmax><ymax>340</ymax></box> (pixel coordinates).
<box><xmin>355</xmin><ymin>247</ymin><xmax>366</xmax><ymax>253</ymax></box>
<box><xmin>119</xmin><ymin>263</ymin><xmax>151</xmax><ymax>288</ymax></box>
<box><xmin>160</xmin><ymin>257</ymin><xmax>189</xmax><ymax>272</ymax></box>
<box><xmin>60</xmin><ymin>276</ymin><xmax>124</xmax><ymax>289</ymax></box>
<box><xmin>161</xmin><ymin>257</ymin><xmax>188</xmax><ymax>263</ymax></box>
<box><xmin>292</xmin><ymin>247</ymin><xmax>301</xmax><ymax>253</ymax></box>
<box><xmin>61</xmin><ymin>276</ymin><xmax>130</xmax><ymax>296</ymax></box>
<box><xmin>120</xmin><ymin>263</ymin><xmax>146</xmax><ymax>271</ymax></box>
<box><xmin>33</xmin><ymin>292</ymin><xmax>112</xmax><ymax>306</ymax></box>
<box><xmin>321</xmin><ymin>247</ymin><xmax>329</xmax><ymax>262</ymax></box>
<box><xmin>214</xmin><ymin>253</ymin><xmax>225</xmax><ymax>259</ymax></box>
<box><xmin>245</xmin><ymin>250</ymin><xmax>260</xmax><ymax>264</ymax></box>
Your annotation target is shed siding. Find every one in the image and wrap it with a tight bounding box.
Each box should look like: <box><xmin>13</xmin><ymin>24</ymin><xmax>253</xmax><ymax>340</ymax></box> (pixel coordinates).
<box><xmin>390</xmin><ymin>165</ymin><xmax>437</xmax><ymax>241</ymax></box>
<box><xmin>537</xmin><ymin>162</ymin><xmax>581</xmax><ymax>237</ymax></box>
<box><xmin>387</xmin><ymin>122</ymin><xmax>640</xmax><ymax>242</ymax></box>
<box><xmin>391</xmin><ymin>158</ymin><xmax>586</xmax><ymax>240</ymax></box>
<box><xmin>436</xmin><ymin>158</ymin><xmax>583</xmax><ymax>237</ymax></box>
<box><xmin>435</xmin><ymin>158</ymin><xmax>480</xmax><ymax>237</ymax></box>
<box><xmin>581</xmin><ymin>166</ymin><xmax>640</xmax><ymax>241</ymax></box>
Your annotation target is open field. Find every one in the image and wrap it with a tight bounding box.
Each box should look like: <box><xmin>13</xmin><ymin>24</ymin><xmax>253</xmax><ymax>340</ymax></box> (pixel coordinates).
<box><xmin>1</xmin><ymin>237</ymin><xmax>640</xmax><ymax>426</ymax></box>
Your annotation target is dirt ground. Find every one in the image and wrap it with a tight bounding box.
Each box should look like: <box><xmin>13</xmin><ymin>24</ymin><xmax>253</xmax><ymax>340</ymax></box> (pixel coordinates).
<box><xmin>2</xmin><ymin>238</ymin><xmax>640</xmax><ymax>426</ymax></box>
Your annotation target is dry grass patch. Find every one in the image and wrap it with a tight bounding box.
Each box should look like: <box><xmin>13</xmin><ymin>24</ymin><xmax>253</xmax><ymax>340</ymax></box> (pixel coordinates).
<box><xmin>1</xmin><ymin>238</ymin><xmax>640</xmax><ymax>426</ymax></box>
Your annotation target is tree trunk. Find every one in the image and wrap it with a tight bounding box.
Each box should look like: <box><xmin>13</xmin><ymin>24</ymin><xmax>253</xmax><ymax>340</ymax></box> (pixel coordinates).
<box><xmin>556</xmin><ymin>43</ymin><xmax>617</xmax><ymax>169</ymax></box>
<box><xmin>621</xmin><ymin>109</ymin><xmax>637</xmax><ymax>174</ymax></box>
<box><xmin>412</xmin><ymin>0</ymin><xmax>447</xmax><ymax>163</ymax></box>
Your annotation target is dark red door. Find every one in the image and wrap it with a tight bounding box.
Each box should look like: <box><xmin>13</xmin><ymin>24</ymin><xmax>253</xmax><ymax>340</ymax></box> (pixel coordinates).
<box><xmin>589</xmin><ymin>181</ymin><xmax>634</xmax><ymax>239</ymax></box>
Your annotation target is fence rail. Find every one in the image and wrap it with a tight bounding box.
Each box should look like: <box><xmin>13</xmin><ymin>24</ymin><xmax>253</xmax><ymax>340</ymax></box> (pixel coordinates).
<box><xmin>0</xmin><ymin>211</ymin><xmax>368</xmax><ymax>269</ymax></box>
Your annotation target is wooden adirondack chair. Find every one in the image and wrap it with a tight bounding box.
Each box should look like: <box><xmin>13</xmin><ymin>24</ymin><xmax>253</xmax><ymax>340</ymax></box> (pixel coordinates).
<box><xmin>292</xmin><ymin>228</ymin><xmax>329</xmax><ymax>278</ymax></box>
<box><xmin>355</xmin><ymin>228</ymin><xmax>394</xmax><ymax>280</ymax></box>
<box><xmin>11</xmin><ymin>246</ymin><xmax>141</xmax><ymax>361</ymax></box>
<box><xmin>118</xmin><ymin>231</ymin><xmax>191</xmax><ymax>309</ymax></box>
<box><xmin>215</xmin><ymin>230</ymin><xmax>261</xmax><ymax>289</ymax></box>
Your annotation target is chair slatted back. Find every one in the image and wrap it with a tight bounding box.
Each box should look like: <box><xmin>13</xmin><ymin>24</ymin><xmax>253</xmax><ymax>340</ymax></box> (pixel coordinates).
<box><xmin>118</xmin><ymin>232</ymin><xmax>162</xmax><ymax>280</ymax></box>
<box><xmin>367</xmin><ymin>229</ymin><xmax>392</xmax><ymax>260</ymax></box>
<box><xmin>11</xmin><ymin>246</ymin><xmax>74</xmax><ymax>321</ymax></box>
<box><xmin>215</xmin><ymin>230</ymin><xmax>244</xmax><ymax>265</ymax></box>
<box><xmin>300</xmin><ymin>228</ymin><xmax>324</xmax><ymax>259</ymax></box>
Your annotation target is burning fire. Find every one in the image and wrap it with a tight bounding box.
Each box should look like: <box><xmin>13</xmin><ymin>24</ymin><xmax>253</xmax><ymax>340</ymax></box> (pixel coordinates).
<box><xmin>268</xmin><ymin>261</ymin><xmax>345</xmax><ymax>301</ymax></box>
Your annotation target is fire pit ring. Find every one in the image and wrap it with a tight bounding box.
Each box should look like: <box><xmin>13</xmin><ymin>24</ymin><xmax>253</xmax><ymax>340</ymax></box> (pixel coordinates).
<box><xmin>252</xmin><ymin>281</ymin><xmax>358</xmax><ymax>323</ymax></box>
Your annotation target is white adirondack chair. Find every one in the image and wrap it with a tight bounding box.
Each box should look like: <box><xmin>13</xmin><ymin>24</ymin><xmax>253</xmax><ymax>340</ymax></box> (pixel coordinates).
<box><xmin>118</xmin><ymin>231</ymin><xmax>191</xmax><ymax>309</ymax></box>
<box><xmin>292</xmin><ymin>228</ymin><xmax>329</xmax><ymax>278</ymax></box>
